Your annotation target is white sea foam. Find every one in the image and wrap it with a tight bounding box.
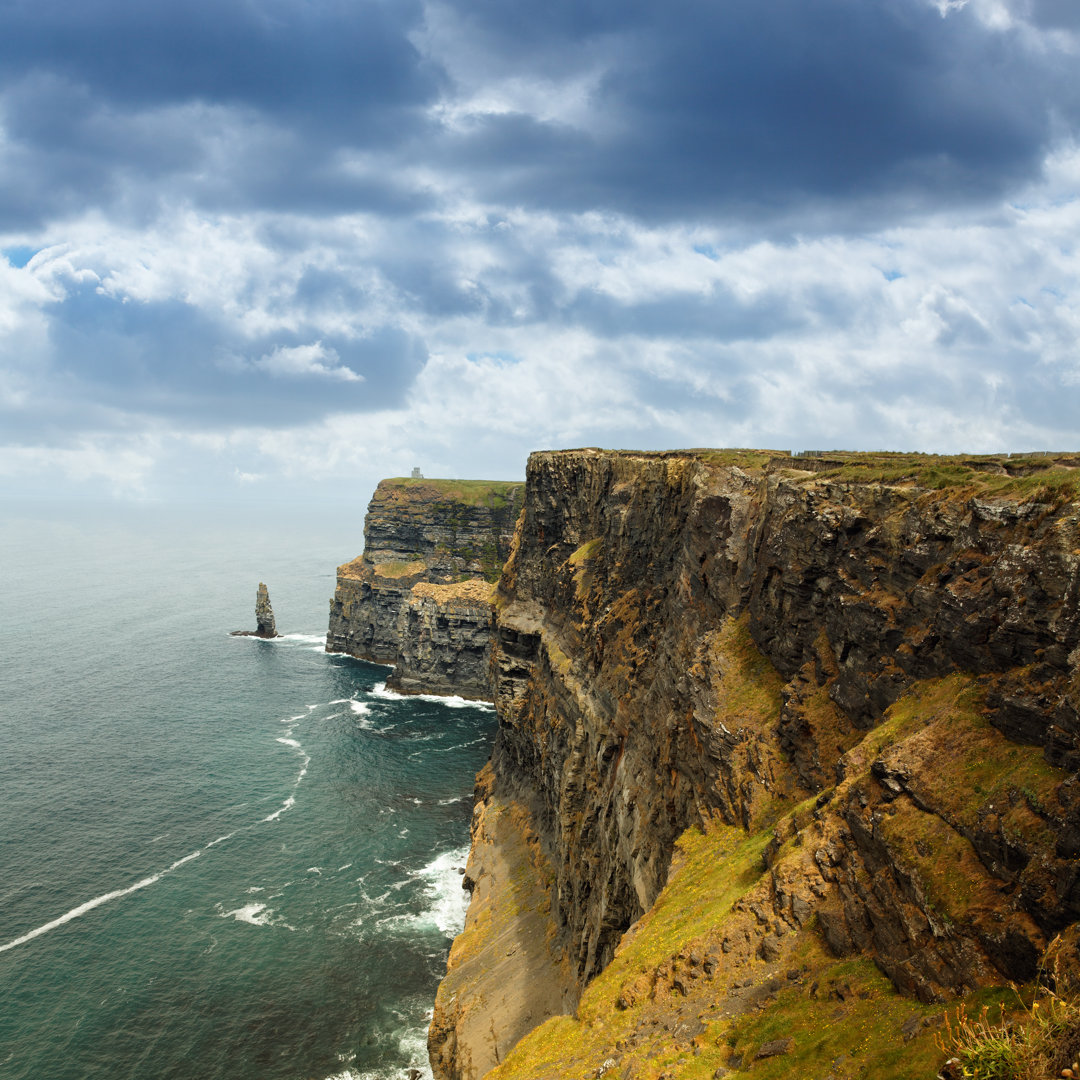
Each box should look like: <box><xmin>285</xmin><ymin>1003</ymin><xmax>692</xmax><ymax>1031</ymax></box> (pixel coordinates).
<box><xmin>323</xmin><ymin>1007</ymin><xmax>434</xmax><ymax>1079</ymax></box>
<box><xmin>414</xmin><ymin>847</ymin><xmax>472</xmax><ymax>936</ymax></box>
<box><xmin>0</xmin><ymin>851</ymin><xmax>202</xmax><ymax>955</ymax></box>
<box><xmin>437</xmin><ymin>796</ymin><xmax>468</xmax><ymax>806</ymax></box>
<box><xmin>277</xmin><ymin>737</ymin><xmax>301</xmax><ymax>748</ymax></box>
<box><xmin>368</xmin><ymin>682</ymin><xmax>494</xmax><ymax>710</ymax></box>
<box><xmin>348</xmin><ymin>700</ymin><xmax>372</xmax><ymax>717</ymax></box>
<box><xmin>263</xmin><ymin>795</ymin><xmax>296</xmax><ymax>822</ymax></box>
<box><xmin>219</xmin><ymin>901</ymin><xmax>295</xmax><ymax>930</ymax></box>
<box><xmin>307</xmin><ymin>866</ymin><xmax>322</xmax><ymax>875</ymax></box>
<box><xmin>282</xmin><ymin>633</ymin><xmax>328</xmax><ymax>646</ymax></box>
<box><xmin>222</xmin><ymin>902</ymin><xmax>273</xmax><ymax>926</ymax></box>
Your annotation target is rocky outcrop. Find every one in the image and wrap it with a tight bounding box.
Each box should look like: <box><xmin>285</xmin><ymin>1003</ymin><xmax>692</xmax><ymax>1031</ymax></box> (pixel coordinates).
<box><xmin>255</xmin><ymin>582</ymin><xmax>277</xmax><ymax>638</ymax></box>
<box><xmin>326</xmin><ymin>478</ymin><xmax>523</xmax><ymax>698</ymax></box>
<box><xmin>430</xmin><ymin>448</ymin><xmax>1080</xmax><ymax>1079</ymax></box>
<box><xmin>231</xmin><ymin>581</ymin><xmax>280</xmax><ymax>638</ymax></box>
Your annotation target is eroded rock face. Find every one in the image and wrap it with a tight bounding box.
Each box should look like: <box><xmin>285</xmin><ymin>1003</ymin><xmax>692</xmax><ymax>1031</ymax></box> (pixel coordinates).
<box><xmin>430</xmin><ymin>448</ymin><xmax>1080</xmax><ymax>1077</ymax></box>
<box><xmin>255</xmin><ymin>582</ymin><xmax>277</xmax><ymax>638</ymax></box>
<box><xmin>326</xmin><ymin>478</ymin><xmax>523</xmax><ymax>698</ymax></box>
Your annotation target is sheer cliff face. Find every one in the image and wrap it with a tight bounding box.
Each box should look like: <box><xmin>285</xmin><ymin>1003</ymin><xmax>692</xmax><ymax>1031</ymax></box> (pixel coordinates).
<box><xmin>326</xmin><ymin>478</ymin><xmax>522</xmax><ymax>698</ymax></box>
<box><xmin>432</xmin><ymin>448</ymin><xmax>1080</xmax><ymax>1080</ymax></box>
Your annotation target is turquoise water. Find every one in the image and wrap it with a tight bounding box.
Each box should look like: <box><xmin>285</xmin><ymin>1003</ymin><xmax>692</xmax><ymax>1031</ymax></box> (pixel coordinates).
<box><xmin>0</xmin><ymin>503</ymin><xmax>495</xmax><ymax>1080</ymax></box>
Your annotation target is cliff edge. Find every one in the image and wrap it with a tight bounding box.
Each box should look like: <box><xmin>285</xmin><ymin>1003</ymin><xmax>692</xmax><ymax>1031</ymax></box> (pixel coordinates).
<box><xmin>326</xmin><ymin>477</ymin><xmax>523</xmax><ymax>699</ymax></box>
<box><xmin>430</xmin><ymin>448</ymin><xmax>1080</xmax><ymax>1080</ymax></box>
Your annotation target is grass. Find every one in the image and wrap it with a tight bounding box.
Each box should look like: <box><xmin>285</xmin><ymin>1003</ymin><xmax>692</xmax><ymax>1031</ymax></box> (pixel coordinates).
<box><xmin>938</xmin><ymin>953</ymin><xmax>1080</xmax><ymax>1079</ymax></box>
<box><xmin>709</xmin><ymin>615</ymin><xmax>785</xmax><ymax>728</ymax></box>
<box><xmin>873</xmin><ymin>674</ymin><xmax>1064</xmax><ymax>844</ymax></box>
<box><xmin>787</xmin><ymin>451</ymin><xmax>1080</xmax><ymax>505</ymax></box>
<box><xmin>381</xmin><ymin>477</ymin><xmax>523</xmax><ymax>508</ymax></box>
<box><xmin>568</xmin><ymin>538</ymin><xmax>603</xmax><ymax>603</ymax></box>
<box><xmin>486</xmin><ymin>820</ymin><xmax>776</xmax><ymax>1080</ymax></box>
<box><xmin>718</xmin><ymin>956</ymin><xmax>959</xmax><ymax>1080</ymax></box>
<box><xmin>581</xmin><ymin>823</ymin><xmax>772</xmax><ymax>1014</ymax></box>
<box><xmin>698</xmin><ymin>448</ymin><xmax>788</xmax><ymax>472</ymax></box>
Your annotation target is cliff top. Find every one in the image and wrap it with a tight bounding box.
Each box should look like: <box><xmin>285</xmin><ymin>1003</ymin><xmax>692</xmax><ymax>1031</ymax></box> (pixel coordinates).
<box><xmin>531</xmin><ymin>447</ymin><xmax>1080</xmax><ymax>505</ymax></box>
<box><xmin>377</xmin><ymin>477</ymin><xmax>523</xmax><ymax>509</ymax></box>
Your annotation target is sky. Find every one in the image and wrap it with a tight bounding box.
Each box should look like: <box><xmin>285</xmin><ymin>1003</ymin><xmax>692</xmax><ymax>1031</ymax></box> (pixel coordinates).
<box><xmin>1</xmin><ymin>0</ymin><xmax>1079</xmax><ymax>502</ymax></box>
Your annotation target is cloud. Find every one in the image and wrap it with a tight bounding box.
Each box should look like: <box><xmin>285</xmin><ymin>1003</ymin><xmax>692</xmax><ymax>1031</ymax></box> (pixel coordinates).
<box><xmin>253</xmin><ymin>342</ymin><xmax>363</xmax><ymax>382</ymax></box>
<box><xmin>0</xmin><ymin>0</ymin><xmax>1078</xmax><ymax>502</ymax></box>
<box><xmin>416</xmin><ymin>0</ymin><xmax>1080</xmax><ymax>226</ymax></box>
<box><xmin>1</xmin><ymin>0</ymin><xmax>1077</xmax><ymax>234</ymax></box>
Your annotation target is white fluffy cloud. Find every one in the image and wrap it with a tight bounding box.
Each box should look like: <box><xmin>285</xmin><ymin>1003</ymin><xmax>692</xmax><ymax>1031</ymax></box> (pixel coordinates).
<box><xmin>254</xmin><ymin>343</ymin><xmax>363</xmax><ymax>382</ymax></box>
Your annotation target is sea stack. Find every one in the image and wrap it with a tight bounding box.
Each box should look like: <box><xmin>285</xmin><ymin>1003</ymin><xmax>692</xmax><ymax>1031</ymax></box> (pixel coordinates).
<box><xmin>232</xmin><ymin>583</ymin><xmax>280</xmax><ymax>638</ymax></box>
<box><xmin>254</xmin><ymin>582</ymin><xmax>278</xmax><ymax>638</ymax></box>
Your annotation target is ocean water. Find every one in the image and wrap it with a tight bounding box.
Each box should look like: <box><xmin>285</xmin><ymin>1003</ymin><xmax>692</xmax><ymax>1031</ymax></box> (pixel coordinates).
<box><xmin>0</xmin><ymin>502</ymin><xmax>495</xmax><ymax>1080</ymax></box>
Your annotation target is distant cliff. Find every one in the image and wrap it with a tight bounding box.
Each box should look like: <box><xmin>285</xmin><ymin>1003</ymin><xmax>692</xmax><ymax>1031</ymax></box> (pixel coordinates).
<box><xmin>326</xmin><ymin>477</ymin><xmax>523</xmax><ymax>698</ymax></box>
<box><xmin>429</xmin><ymin>448</ymin><xmax>1080</xmax><ymax>1080</ymax></box>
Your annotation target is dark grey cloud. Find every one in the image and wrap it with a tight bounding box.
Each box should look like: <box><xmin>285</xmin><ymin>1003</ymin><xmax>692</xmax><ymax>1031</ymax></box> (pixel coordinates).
<box><xmin>0</xmin><ymin>0</ymin><xmax>442</xmax><ymax>228</ymax></box>
<box><xmin>437</xmin><ymin>0</ymin><xmax>1076</xmax><ymax>223</ymax></box>
<box><xmin>0</xmin><ymin>0</ymin><xmax>438</xmax><ymax>120</ymax></box>
<box><xmin>2</xmin><ymin>0</ymin><xmax>1076</xmax><ymax>232</ymax></box>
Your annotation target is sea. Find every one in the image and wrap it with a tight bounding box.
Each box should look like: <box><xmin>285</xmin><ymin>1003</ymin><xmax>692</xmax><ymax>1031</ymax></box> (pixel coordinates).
<box><xmin>0</xmin><ymin>500</ymin><xmax>496</xmax><ymax>1080</ymax></box>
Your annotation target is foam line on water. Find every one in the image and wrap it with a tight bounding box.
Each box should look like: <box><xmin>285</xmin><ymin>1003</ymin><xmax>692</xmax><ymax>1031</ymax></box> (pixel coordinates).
<box><xmin>1</xmin><ymin>691</ymin><xmax>318</xmax><ymax>954</ymax></box>
<box><xmin>0</xmin><ymin>851</ymin><xmax>202</xmax><ymax>955</ymax></box>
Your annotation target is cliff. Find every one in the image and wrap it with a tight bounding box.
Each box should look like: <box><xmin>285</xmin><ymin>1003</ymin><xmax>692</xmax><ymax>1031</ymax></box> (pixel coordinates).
<box><xmin>430</xmin><ymin>448</ymin><xmax>1080</xmax><ymax>1080</ymax></box>
<box><xmin>326</xmin><ymin>478</ymin><xmax>523</xmax><ymax>698</ymax></box>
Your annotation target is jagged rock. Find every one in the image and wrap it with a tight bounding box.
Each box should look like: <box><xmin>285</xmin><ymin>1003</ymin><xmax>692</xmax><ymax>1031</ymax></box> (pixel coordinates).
<box><xmin>756</xmin><ymin>1037</ymin><xmax>793</xmax><ymax>1058</ymax></box>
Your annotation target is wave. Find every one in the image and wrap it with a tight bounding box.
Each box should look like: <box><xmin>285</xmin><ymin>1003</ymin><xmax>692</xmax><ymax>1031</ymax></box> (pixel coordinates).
<box><xmin>368</xmin><ymin>682</ymin><xmax>494</xmax><ymax>711</ymax></box>
<box><xmin>410</xmin><ymin>846</ymin><xmax>471</xmax><ymax>937</ymax></box>
<box><xmin>281</xmin><ymin>633</ymin><xmax>328</xmax><ymax>645</ymax></box>
<box><xmin>320</xmin><ymin>1002</ymin><xmax>436</xmax><ymax>1080</ymax></box>
<box><xmin>218</xmin><ymin>902</ymin><xmax>294</xmax><ymax>931</ymax></box>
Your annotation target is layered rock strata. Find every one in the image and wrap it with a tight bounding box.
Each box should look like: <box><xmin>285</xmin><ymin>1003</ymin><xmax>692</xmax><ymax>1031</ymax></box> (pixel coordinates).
<box><xmin>326</xmin><ymin>478</ymin><xmax>523</xmax><ymax>698</ymax></box>
<box><xmin>430</xmin><ymin>448</ymin><xmax>1080</xmax><ymax>1080</ymax></box>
